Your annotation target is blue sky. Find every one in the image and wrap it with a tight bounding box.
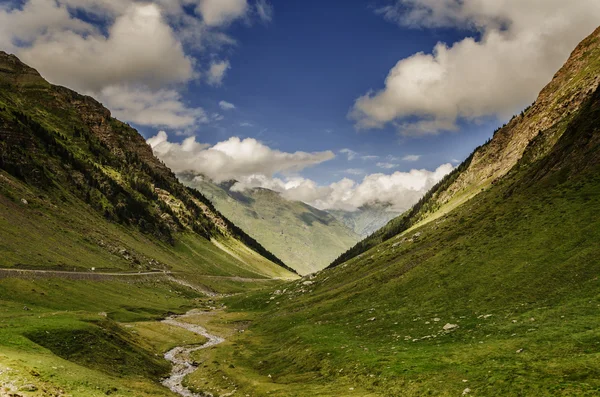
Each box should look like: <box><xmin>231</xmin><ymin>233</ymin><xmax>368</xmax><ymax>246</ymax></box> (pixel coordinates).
<box><xmin>137</xmin><ymin>0</ymin><xmax>492</xmax><ymax>184</ymax></box>
<box><xmin>2</xmin><ymin>0</ymin><xmax>599</xmax><ymax>211</ymax></box>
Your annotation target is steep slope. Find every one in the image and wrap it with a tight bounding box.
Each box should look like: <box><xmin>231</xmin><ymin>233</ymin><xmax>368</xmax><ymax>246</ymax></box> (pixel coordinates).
<box><xmin>331</xmin><ymin>26</ymin><xmax>600</xmax><ymax>268</ymax></box>
<box><xmin>179</xmin><ymin>174</ymin><xmax>360</xmax><ymax>275</ymax></box>
<box><xmin>202</xmin><ymin>28</ymin><xmax>600</xmax><ymax>396</ymax></box>
<box><xmin>0</xmin><ymin>51</ymin><xmax>296</xmax><ymax>279</ymax></box>
<box><xmin>328</xmin><ymin>204</ymin><xmax>400</xmax><ymax>238</ymax></box>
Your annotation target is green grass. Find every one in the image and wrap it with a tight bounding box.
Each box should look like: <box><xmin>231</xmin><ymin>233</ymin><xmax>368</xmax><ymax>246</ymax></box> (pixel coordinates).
<box><xmin>215</xmin><ymin>170</ymin><xmax>600</xmax><ymax>396</ymax></box>
<box><xmin>209</xmin><ymin>88</ymin><xmax>600</xmax><ymax>396</ymax></box>
<box><xmin>0</xmin><ymin>169</ymin><xmax>294</xmax><ymax>280</ymax></box>
<box><xmin>0</xmin><ymin>278</ymin><xmax>201</xmax><ymax>396</ymax></box>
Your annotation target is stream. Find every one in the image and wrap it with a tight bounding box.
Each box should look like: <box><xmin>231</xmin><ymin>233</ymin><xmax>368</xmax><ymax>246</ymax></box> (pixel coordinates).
<box><xmin>161</xmin><ymin>310</ymin><xmax>225</xmax><ymax>397</ymax></box>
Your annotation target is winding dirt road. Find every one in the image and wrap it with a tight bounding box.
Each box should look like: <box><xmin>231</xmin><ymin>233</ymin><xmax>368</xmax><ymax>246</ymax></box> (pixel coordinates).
<box><xmin>161</xmin><ymin>310</ymin><xmax>225</xmax><ymax>397</ymax></box>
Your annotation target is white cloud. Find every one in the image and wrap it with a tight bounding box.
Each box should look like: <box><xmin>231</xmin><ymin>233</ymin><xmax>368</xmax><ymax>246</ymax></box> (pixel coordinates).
<box><xmin>352</xmin><ymin>0</ymin><xmax>600</xmax><ymax>134</ymax></box>
<box><xmin>0</xmin><ymin>0</ymin><xmax>94</xmax><ymax>53</ymax></box>
<box><xmin>344</xmin><ymin>169</ymin><xmax>365</xmax><ymax>176</ymax></box>
<box><xmin>361</xmin><ymin>155</ymin><xmax>379</xmax><ymax>161</ymax></box>
<box><xmin>255</xmin><ymin>0</ymin><xmax>273</xmax><ymax>23</ymax></box>
<box><xmin>232</xmin><ymin>164</ymin><xmax>454</xmax><ymax>212</ymax></box>
<box><xmin>402</xmin><ymin>154</ymin><xmax>421</xmax><ymax>161</ymax></box>
<box><xmin>239</xmin><ymin>122</ymin><xmax>254</xmax><ymax>127</ymax></box>
<box><xmin>147</xmin><ymin>132</ymin><xmax>335</xmax><ymax>182</ymax></box>
<box><xmin>197</xmin><ymin>0</ymin><xmax>248</xmax><ymax>27</ymax></box>
<box><xmin>19</xmin><ymin>3</ymin><xmax>193</xmax><ymax>92</ymax></box>
<box><xmin>376</xmin><ymin>162</ymin><xmax>398</xmax><ymax>169</ymax></box>
<box><xmin>211</xmin><ymin>113</ymin><xmax>224</xmax><ymax>121</ymax></box>
<box><xmin>219</xmin><ymin>100</ymin><xmax>236</xmax><ymax>110</ymax></box>
<box><xmin>1</xmin><ymin>0</ymin><xmax>270</xmax><ymax>128</ymax></box>
<box><xmin>207</xmin><ymin>60</ymin><xmax>230</xmax><ymax>86</ymax></box>
<box><xmin>340</xmin><ymin>148</ymin><xmax>358</xmax><ymax>161</ymax></box>
<box><xmin>98</xmin><ymin>85</ymin><xmax>208</xmax><ymax>128</ymax></box>
<box><xmin>149</xmin><ymin>132</ymin><xmax>453</xmax><ymax>212</ymax></box>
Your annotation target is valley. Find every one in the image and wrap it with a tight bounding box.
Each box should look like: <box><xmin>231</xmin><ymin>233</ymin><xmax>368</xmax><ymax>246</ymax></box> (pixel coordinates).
<box><xmin>0</xmin><ymin>6</ymin><xmax>599</xmax><ymax>397</ymax></box>
<box><xmin>179</xmin><ymin>175</ymin><xmax>363</xmax><ymax>275</ymax></box>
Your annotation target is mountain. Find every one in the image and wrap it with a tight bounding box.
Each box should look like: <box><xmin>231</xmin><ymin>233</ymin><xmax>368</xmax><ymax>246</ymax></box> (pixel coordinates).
<box><xmin>0</xmin><ymin>51</ymin><xmax>296</xmax><ymax>279</ymax></box>
<box><xmin>328</xmin><ymin>203</ymin><xmax>401</xmax><ymax>238</ymax></box>
<box><xmin>178</xmin><ymin>174</ymin><xmax>360</xmax><ymax>275</ymax></box>
<box><xmin>209</xmin><ymin>27</ymin><xmax>600</xmax><ymax>396</ymax></box>
<box><xmin>330</xmin><ymin>26</ymin><xmax>600</xmax><ymax>268</ymax></box>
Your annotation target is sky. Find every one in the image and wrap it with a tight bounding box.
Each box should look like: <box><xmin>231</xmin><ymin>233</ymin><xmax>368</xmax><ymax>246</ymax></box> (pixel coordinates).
<box><xmin>2</xmin><ymin>0</ymin><xmax>600</xmax><ymax>212</ymax></box>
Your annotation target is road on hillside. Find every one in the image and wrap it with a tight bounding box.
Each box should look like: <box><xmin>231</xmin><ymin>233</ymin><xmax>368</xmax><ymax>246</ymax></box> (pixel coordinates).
<box><xmin>0</xmin><ymin>268</ymin><xmax>293</xmax><ymax>282</ymax></box>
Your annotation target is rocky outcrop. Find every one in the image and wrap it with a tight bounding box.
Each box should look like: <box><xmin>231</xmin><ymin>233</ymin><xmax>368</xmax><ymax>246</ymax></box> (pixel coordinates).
<box><xmin>437</xmin><ymin>26</ymin><xmax>600</xmax><ymax>205</ymax></box>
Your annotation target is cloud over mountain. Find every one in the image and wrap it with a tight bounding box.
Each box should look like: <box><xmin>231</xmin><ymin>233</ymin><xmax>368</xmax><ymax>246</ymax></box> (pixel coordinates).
<box><xmin>149</xmin><ymin>132</ymin><xmax>452</xmax><ymax>212</ymax></box>
<box><xmin>0</xmin><ymin>0</ymin><xmax>267</xmax><ymax>129</ymax></box>
<box><xmin>147</xmin><ymin>131</ymin><xmax>335</xmax><ymax>182</ymax></box>
<box><xmin>351</xmin><ymin>0</ymin><xmax>600</xmax><ymax>134</ymax></box>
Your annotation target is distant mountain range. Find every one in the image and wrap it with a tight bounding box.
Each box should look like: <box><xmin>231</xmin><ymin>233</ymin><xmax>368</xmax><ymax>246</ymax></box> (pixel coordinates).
<box><xmin>328</xmin><ymin>204</ymin><xmax>400</xmax><ymax>238</ymax></box>
<box><xmin>179</xmin><ymin>174</ymin><xmax>364</xmax><ymax>275</ymax></box>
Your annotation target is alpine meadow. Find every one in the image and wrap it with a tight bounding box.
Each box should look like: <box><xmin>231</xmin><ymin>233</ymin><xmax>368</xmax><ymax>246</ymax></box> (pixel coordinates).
<box><xmin>1</xmin><ymin>1</ymin><xmax>600</xmax><ymax>397</ymax></box>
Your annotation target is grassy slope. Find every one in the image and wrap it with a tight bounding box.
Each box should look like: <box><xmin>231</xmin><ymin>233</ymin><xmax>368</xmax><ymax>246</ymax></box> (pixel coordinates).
<box><xmin>0</xmin><ymin>51</ymin><xmax>295</xmax><ymax>280</ymax></box>
<box><xmin>181</xmin><ymin>176</ymin><xmax>360</xmax><ymax>275</ymax></box>
<box><xmin>0</xmin><ymin>272</ymin><xmax>286</xmax><ymax>396</ymax></box>
<box><xmin>209</xmin><ymin>77</ymin><xmax>600</xmax><ymax>396</ymax></box>
<box><xmin>328</xmin><ymin>205</ymin><xmax>400</xmax><ymax>238</ymax></box>
<box><xmin>330</xmin><ymin>27</ymin><xmax>600</xmax><ymax>269</ymax></box>
<box><xmin>0</xmin><ymin>53</ymin><xmax>294</xmax><ymax>396</ymax></box>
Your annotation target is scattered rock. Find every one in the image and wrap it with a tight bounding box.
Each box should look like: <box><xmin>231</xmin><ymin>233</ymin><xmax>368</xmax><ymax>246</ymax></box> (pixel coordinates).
<box><xmin>302</xmin><ymin>281</ymin><xmax>314</xmax><ymax>286</ymax></box>
<box><xmin>20</xmin><ymin>384</ymin><xmax>37</xmax><ymax>392</ymax></box>
<box><xmin>516</xmin><ymin>348</ymin><xmax>524</xmax><ymax>353</ymax></box>
<box><xmin>20</xmin><ymin>198</ymin><xmax>28</xmax><ymax>205</ymax></box>
<box><xmin>462</xmin><ymin>387</ymin><xmax>471</xmax><ymax>395</ymax></box>
<box><xmin>23</xmin><ymin>306</ymin><xmax>30</xmax><ymax>311</ymax></box>
<box><xmin>367</xmin><ymin>317</ymin><xmax>376</xmax><ymax>322</ymax></box>
<box><xmin>433</xmin><ymin>317</ymin><xmax>441</xmax><ymax>322</ymax></box>
<box><xmin>443</xmin><ymin>323</ymin><xmax>459</xmax><ymax>331</ymax></box>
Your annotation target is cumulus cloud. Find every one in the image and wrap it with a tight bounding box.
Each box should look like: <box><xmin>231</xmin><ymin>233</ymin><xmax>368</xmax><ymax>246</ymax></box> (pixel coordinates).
<box><xmin>219</xmin><ymin>100</ymin><xmax>236</xmax><ymax>110</ymax></box>
<box><xmin>98</xmin><ymin>85</ymin><xmax>208</xmax><ymax>128</ymax></box>
<box><xmin>351</xmin><ymin>0</ymin><xmax>600</xmax><ymax>134</ymax></box>
<box><xmin>148</xmin><ymin>132</ymin><xmax>452</xmax><ymax>212</ymax></box>
<box><xmin>19</xmin><ymin>3</ymin><xmax>193</xmax><ymax>92</ymax></box>
<box><xmin>0</xmin><ymin>0</ymin><xmax>94</xmax><ymax>53</ymax></box>
<box><xmin>1</xmin><ymin>0</ymin><xmax>270</xmax><ymax>128</ymax></box>
<box><xmin>147</xmin><ymin>131</ymin><xmax>335</xmax><ymax>182</ymax></box>
<box><xmin>232</xmin><ymin>164</ymin><xmax>453</xmax><ymax>212</ymax></box>
<box><xmin>402</xmin><ymin>154</ymin><xmax>421</xmax><ymax>161</ymax></box>
<box><xmin>207</xmin><ymin>60</ymin><xmax>231</xmax><ymax>86</ymax></box>
<box><xmin>197</xmin><ymin>0</ymin><xmax>248</xmax><ymax>27</ymax></box>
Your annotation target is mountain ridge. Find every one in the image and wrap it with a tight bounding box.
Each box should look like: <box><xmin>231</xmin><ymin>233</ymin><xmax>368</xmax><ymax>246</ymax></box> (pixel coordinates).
<box><xmin>330</xmin><ymin>25</ymin><xmax>600</xmax><ymax>268</ymax></box>
<box><xmin>179</xmin><ymin>173</ymin><xmax>360</xmax><ymax>274</ymax></box>
<box><xmin>0</xmin><ymin>50</ymin><xmax>296</xmax><ymax>277</ymax></box>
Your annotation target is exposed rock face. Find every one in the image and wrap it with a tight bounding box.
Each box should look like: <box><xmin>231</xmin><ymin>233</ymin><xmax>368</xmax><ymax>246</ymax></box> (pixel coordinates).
<box><xmin>438</xmin><ymin>27</ymin><xmax>600</xmax><ymax>206</ymax></box>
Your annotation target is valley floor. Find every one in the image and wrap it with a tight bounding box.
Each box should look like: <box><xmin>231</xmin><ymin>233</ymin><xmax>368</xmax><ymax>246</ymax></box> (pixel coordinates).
<box><xmin>1</xmin><ymin>264</ymin><xmax>599</xmax><ymax>397</ymax></box>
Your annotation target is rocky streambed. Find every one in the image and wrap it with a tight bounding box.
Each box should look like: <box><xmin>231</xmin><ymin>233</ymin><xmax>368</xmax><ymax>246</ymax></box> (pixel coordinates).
<box><xmin>162</xmin><ymin>310</ymin><xmax>225</xmax><ymax>397</ymax></box>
